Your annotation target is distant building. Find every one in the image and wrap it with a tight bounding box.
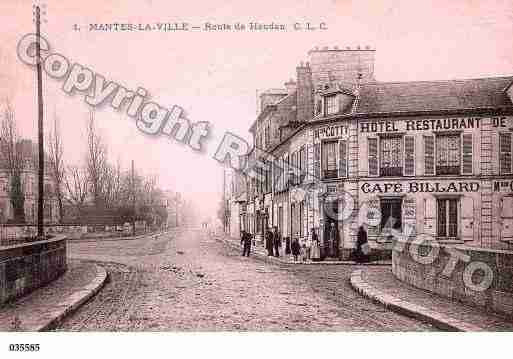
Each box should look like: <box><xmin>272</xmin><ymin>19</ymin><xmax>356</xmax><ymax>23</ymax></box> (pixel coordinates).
<box><xmin>0</xmin><ymin>139</ymin><xmax>58</xmax><ymax>224</ymax></box>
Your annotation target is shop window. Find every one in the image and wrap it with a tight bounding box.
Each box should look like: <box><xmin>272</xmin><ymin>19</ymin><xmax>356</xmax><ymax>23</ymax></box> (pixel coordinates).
<box><xmin>436</xmin><ymin>134</ymin><xmax>461</xmax><ymax>175</ymax></box>
<box><xmin>437</xmin><ymin>198</ymin><xmax>459</xmax><ymax>238</ymax></box>
<box><xmin>500</xmin><ymin>132</ymin><xmax>512</xmax><ymax>174</ymax></box>
<box><xmin>380</xmin><ymin>136</ymin><xmax>403</xmax><ymax>176</ymax></box>
<box><xmin>324</xmin><ymin>94</ymin><xmax>339</xmax><ymax>116</ymax></box>
<box><xmin>380</xmin><ymin>198</ymin><xmax>402</xmax><ymax>232</ymax></box>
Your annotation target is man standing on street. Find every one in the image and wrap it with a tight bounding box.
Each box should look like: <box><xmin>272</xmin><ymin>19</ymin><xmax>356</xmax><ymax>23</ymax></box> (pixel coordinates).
<box><xmin>241</xmin><ymin>230</ymin><xmax>252</xmax><ymax>257</ymax></box>
<box><xmin>273</xmin><ymin>226</ymin><xmax>281</xmax><ymax>257</ymax></box>
<box><xmin>265</xmin><ymin>227</ymin><xmax>274</xmax><ymax>256</ymax></box>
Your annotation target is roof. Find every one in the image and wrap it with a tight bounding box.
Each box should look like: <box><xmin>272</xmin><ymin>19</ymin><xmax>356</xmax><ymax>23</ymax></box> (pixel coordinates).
<box><xmin>355</xmin><ymin>76</ymin><xmax>513</xmax><ymax>115</ymax></box>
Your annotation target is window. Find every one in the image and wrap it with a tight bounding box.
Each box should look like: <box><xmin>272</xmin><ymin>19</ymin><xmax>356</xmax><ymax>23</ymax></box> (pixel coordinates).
<box><xmin>436</xmin><ymin>134</ymin><xmax>460</xmax><ymax>175</ymax></box>
<box><xmin>380</xmin><ymin>198</ymin><xmax>402</xmax><ymax>231</ymax></box>
<box><xmin>290</xmin><ymin>203</ymin><xmax>296</xmax><ymax>236</ymax></box>
<box><xmin>500</xmin><ymin>132</ymin><xmax>512</xmax><ymax>174</ymax></box>
<box><xmin>437</xmin><ymin>198</ymin><xmax>458</xmax><ymax>238</ymax></box>
<box><xmin>322</xmin><ymin>140</ymin><xmax>338</xmax><ymax>179</ymax></box>
<box><xmin>299</xmin><ymin>201</ymin><xmax>304</xmax><ymax>237</ymax></box>
<box><xmin>380</xmin><ymin>136</ymin><xmax>403</xmax><ymax>176</ymax></box>
<box><xmin>314</xmin><ymin>143</ymin><xmax>320</xmax><ymax>179</ymax></box>
<box><xmin>324</xmin><ymin>94</ymin><xmax>339</xmax><ymax>115</ymax></box>
<box><xmin>299</xmin><ymin>146</ymin><xmax>306</xmax><ymax>183</ymax></box>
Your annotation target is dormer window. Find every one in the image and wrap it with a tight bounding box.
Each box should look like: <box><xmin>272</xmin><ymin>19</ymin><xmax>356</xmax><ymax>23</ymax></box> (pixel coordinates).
<box><xmin>324</xmin><ymin>94</ymin><xmax>339</xmax><ymax>115</ymax></box>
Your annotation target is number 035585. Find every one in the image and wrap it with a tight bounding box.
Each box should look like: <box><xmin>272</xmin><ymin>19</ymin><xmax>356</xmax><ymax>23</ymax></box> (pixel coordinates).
<box><xmin>9</xmin><ymin>344</ymin><xmax>40</xmax><ymax>352</ymax></box>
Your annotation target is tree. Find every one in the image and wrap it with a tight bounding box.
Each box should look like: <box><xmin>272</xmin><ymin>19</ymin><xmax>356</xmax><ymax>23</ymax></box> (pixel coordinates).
<box><xmin>0</xmin><ymin>99</ymin><xmax>25</xmax><ymax>223</ymax></box>
<box><xmin>64</xmin><ymin>165</ymin><xmax>89</xmax><ymax>217</ymax></box>
<box><xmin>86</xmin><ymin>110</ymin><xmax>108</xmax><ymax>209</ymax></box>
<box><xmin>47</xmin><ymin>111</ymin><xmax>65</xmax><ymax>222</ymax></box>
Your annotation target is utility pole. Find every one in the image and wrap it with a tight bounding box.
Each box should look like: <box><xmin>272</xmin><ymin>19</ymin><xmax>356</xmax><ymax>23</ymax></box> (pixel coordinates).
<box><xmin>35</xmin><ymin>5</ymin><xmax>45</xmax><ymax>239</ymax></box>
<box><xmin>131</xmin><ymin>160</ymin><xmax>136</xmax><ymax>236</ymax></box>
<box><xmin>175</xmin><ymin>193</ymin><xmax>180</xmax><ymax>227</ymax></box>
<box><xmin>223</xmin><ymin>167</ymin><xmax>226</xmax><ymax>233</ymax></box>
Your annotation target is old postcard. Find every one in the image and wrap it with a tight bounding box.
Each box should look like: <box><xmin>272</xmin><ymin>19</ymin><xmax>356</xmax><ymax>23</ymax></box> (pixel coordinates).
<box><xmin>0</xmin><ymin>0</ymin><xmax>512</xmax><ymax>357</ymax></box>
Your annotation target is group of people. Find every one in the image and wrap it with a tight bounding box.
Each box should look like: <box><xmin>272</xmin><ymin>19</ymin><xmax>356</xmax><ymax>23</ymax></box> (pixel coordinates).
<box><xmin>265</xmin><ymin>226</ymin><xmax>282</xmax><ymax>257</ymax></box>
<box><xmin>240</xmin><ymin>224</ymin><xmax>370</xmax><ymax>263</ymax></box>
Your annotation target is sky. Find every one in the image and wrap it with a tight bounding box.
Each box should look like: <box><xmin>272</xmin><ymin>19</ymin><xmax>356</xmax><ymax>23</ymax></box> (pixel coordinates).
<box><xmin>0</xmin><ymin>0</ymin><xmax>512</xmax><ymax>221</ymax></box>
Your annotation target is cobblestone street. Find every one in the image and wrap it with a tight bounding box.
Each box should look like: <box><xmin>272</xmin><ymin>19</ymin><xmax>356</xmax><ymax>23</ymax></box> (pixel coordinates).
<box><xmin>59</xmin><ymin>229</ymin><xmax>434</xmax><ymax>331</ymax></box>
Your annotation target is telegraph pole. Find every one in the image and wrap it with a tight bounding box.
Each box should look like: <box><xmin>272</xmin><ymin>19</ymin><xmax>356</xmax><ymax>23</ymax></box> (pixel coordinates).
<box><xmin>131</xmin><ymin>160</ymin><xmax>136</xmax><ymax>236</ymax></box>
<box><xmin>35</xmin><ymin>5</ymin><xmax>45</xmax><ymax>239</ymax></box>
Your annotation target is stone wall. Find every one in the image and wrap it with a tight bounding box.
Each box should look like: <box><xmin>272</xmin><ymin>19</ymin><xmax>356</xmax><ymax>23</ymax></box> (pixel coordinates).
<box><xmin>392</xmin><ymin>239</ymin><xmax>513</xmax><ymax>318</ymax></box>
<box><xmin>0</xmin><ymin>237</ymin><xmax>67</xmax><ymax>305</ymax></box>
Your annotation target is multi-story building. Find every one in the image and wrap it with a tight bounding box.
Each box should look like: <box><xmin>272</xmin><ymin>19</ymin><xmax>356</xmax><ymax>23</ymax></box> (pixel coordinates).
<box><xmin>230</xmin><ymin>46</ymin><xmax>513</xmax><ymax>259</ymax></box>
<box><xmin>0</xmin><ymin>139</ymin><xmax>58</xmax><ymax>224</ymax></box>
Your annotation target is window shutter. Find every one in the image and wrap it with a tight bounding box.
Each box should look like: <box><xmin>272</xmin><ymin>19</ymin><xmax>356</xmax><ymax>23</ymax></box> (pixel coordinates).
<box><xmin>462</xmin><ymin>134</ymin><xmax>473</xmax><ymax>175</ymax></box>
<box><xmin>500</xmin><ymin>133</ymin><xmax>512</xmax><ymax>174</ymax></box>
<box><xmin>314</xmin><ymin>143</ymin><xmax>320</xmax><ymax>180</ymax></box>
<box><xmin>404</xmin><ymin>136</ymin><xmax>415</xmax><ymax>176</ymax></box>
<box><xmin>338</xmin><ymin>140</ymin><xmax>347</xmax><ymax>178</ymax></box>
<box><xmin>368</xmin><ymin>137</ymin><xmax>378</xmax><ymax>176</ymax></box>
<box><xmin>424</xmin><ymin>135</ymin><xmax>435</xmax><ymax>175</ymax></box>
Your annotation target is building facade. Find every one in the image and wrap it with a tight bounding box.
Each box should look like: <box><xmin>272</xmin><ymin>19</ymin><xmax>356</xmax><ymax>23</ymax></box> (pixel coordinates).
<box><xmin>0</xmin><ymin>139</ymin><xmax>58</xmax><ymax>224</ymax></box>
<box><xmin>228</xmin><ymin>46</ymin><xmax>513</xmax><ymax>259</ymax></box>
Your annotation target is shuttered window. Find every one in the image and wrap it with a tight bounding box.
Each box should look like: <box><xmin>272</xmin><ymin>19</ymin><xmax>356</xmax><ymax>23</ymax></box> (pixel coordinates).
<box><xmin>322</xmin><ymin>140</ymin><xmax>338</xmax><ymax>179</ymax></box>
<box><xmin>338</xmin><ymin>139</ymin><xmax>348</xmax><ymax>178</ymax></box>
<box><xmin>424</xmin><ymin>135</ymin><xmax>435</xmax><ymax>175</ymax></box>
<box><xmin>500</xmin><ymin>132</ymin><xmax>512</xmax><ymax>174</ymax></box>
<box><xmin>314</xmin><ymin>143</ymin><xmax>320</xmax><ymax>180</ymax></box>
<box><xmin>404</xmin><ymin>136</ymin><xmax>415</xmax><ymax>176</ymax></box>
<box><xmin>462</xmin><ymin>134</ymin><xmax>473</xmax><ymax>175</ymax></box>
<box><xmin>380</xmin><ymin>136</ymin><xmax>403</xmax><ymax>176</ymax></box>
<box><xmin>368</xmin><ymin>137</ymin><xmax>378</xmax><ymax>176</ymax></box>
<box><xmin>300</xmin><ymin>146</ymin><xmax>306</xmax><ymax>183</ymax></box>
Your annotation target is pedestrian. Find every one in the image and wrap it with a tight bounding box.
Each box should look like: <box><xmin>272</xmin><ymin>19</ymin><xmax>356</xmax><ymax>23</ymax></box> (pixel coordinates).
<box><xmin>291</xmin><ymin>237</ymin><xmax>300</xmax><ymax>262</ymax></box>
<box><xmin>329</xmin><ymin>222</ymin><xmax>339</xmax><ymax>258</ymax></box>
<box><xmin>265</xmin><ymin>228</ymin><xmax>274</xmax><ymax>256</ymax></box>
<box><xmin>240</xmin><ymin>230</ymin><xmax>252</xmax><ymax>257</ymax></box>
<box><xmin>310</xmin><ymin>228</ymin><xmax>320</xmax><ymax>261</ymax></box>
<box><xmin>301</xmin><ymin>241</ymin><xmax>307</xmax><ymax>262</ymax></box>
<box><xmin>354</xmin><ymin>225</ymin><xmax>369</xmax><ymax>263</ymax></box>
<box><xmin>273</xmin><ymin>226</ymin><xmax>281</xmax><ymax>257</ymax></box>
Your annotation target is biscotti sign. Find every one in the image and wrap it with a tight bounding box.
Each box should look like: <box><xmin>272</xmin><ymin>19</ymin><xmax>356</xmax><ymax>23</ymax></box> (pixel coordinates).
<box><xmin>314</xmin><ymin>125</ymin><xmax>348</xmax><ymax>139</ymax></box>
<box><xmin>360</xmin><ymin>117</ymin><xmax>510</xmax><ymax>133</ymax></box>
<box><xmin>361</xmin><ymin>181</ymin><xmax>480</xmax><ymax>194</ymax></box>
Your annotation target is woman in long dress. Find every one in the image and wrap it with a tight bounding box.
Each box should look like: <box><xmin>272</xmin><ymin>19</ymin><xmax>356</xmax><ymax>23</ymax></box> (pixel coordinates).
<box><xmin>310</xmin><ymin>228</ymin><xmax>320</xmax><ymax>261</ymax></box>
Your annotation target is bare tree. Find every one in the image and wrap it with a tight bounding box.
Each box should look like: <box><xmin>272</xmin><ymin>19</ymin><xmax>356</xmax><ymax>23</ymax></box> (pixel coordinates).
<box><xmin>0</xmin><ymin>99</ymin><xmax>25</xmax><ymax>223</ymax></box>
<box><xmin>103</xmin><ymin>159</ymin><xmax>124</xmax><ymax>208</ymax></box>
<box><xmin>86</xmin><ymin>110</ymin><xmax>108</xmax><ymax>209</ymax></box>
<box><xmin>47</xmin><ymin>110</ymin><xmax>65</xmax><ymax>222</ymax></box>
<box><xmin>64</xmin><ymin>165</ymin><xmax>89</xmax><ymax>217</ymax></box>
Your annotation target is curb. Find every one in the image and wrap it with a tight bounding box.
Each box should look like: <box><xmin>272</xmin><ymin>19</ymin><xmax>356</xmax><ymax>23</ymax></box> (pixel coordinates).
<box><xmin>349</xmin><ymin>269</ymin><xmax>483</xmax><ymax>332</ymax></box>
<box><xmin>214</xmin><ymin>235</ymin><xmax>391</xmax><ymax>266</ymax></box>
<box><xmin>35</xmin><ymin>264</ymin><xmax>108</xmax><ymax>331</ymax></box>
<box><xmin>70</xmin><ymin>230</ymin><xmax>174</xmax><ymax>243</ymax></box>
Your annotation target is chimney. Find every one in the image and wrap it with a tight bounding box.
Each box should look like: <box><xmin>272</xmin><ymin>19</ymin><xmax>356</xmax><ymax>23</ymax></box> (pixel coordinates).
<box><xmin>308</xmin><ymin>45</ymin><xmax>376</xmax><ymax>87</ymax></box>
<box><xmin>296</xmin><ymin>61</ymin><xmax>313</xmax><ymax>123</ymax></box>
<box><xmin>284</xmin><ymin>79</ymin><xmax>297</xmax><ymax>94</ymax></box>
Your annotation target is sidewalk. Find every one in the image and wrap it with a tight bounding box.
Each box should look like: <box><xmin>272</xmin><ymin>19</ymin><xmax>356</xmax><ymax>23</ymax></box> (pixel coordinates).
<box><xmin>215</xmin><ymin>234</ymin><xmax>391</xmax><ymax>266</ymax></box>
<box><xmin>350</xmin><ymin>267</ymin><xmax>513</xmax><ymax>331</ymax></box>
<box><xmin>0</xmin><ymin>260</ymin><xmax>107</xmax><ymax>331</ymax></box>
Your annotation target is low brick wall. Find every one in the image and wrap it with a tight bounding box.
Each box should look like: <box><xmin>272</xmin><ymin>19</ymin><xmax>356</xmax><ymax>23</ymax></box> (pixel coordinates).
<box><xmin>0</xmin><ymin>237</ymin><xmax>67</xmax><ymax>305</ymax></box>
<box><xmin>392</xmin><ymin>240</ymin><xmax>513</xmax><ymax>318</ymax></box>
